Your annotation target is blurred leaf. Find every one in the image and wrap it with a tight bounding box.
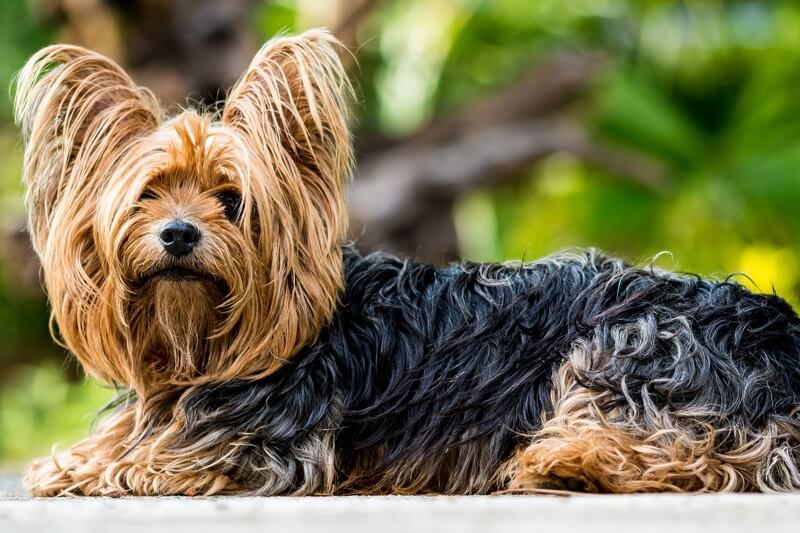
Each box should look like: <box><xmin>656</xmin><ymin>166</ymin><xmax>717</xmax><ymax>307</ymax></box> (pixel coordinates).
<box><xmin>594</xmin><ymin>71</ymin><xmax>702</xmax><ymax>169</ymax></box>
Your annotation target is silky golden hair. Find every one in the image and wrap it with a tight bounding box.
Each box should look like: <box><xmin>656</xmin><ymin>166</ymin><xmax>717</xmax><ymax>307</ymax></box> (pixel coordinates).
<box><xmin>14</xmin><ymin>29</ymin><xmax>353</xmax><ymax>395</ymax></box>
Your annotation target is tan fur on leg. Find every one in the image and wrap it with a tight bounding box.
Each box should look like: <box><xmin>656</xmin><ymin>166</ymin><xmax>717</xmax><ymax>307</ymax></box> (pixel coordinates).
<box><xmin>24</xmin><ymin>405</ymin><xmax>236</xmax><ymax>497</ymax></box>
<box><xmin>510</xmin><ymin>340</ymin><xmax>799</xmax><ymax>493</ymax></box>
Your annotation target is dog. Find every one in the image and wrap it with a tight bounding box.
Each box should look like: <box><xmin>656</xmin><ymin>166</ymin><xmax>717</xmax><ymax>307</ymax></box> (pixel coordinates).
<box><xmin>13</xmin><ymin>29</ymin><xmax>800</xmax><ymax>496</ymax></box>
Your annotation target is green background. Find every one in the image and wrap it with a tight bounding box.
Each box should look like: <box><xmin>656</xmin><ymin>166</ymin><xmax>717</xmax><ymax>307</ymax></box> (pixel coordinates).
<box><xmin>2</xmin><ymin>0</ymin><xmax>800</xmax><ymax>466</ymax></box>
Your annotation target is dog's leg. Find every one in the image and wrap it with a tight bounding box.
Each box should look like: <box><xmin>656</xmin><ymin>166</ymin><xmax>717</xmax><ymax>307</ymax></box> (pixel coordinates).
<box><xmin>510</xmin><ymin>325</ymin><xmax>800</xmax><ymax>493</ymax></box>
<box><xmin>26</xmin><ymin>445</ymin><xmax>235</xmax><ymax>497</ymax></box>
<box><xmin>24</xmin><ymin>407</ymin><xmax>236</xmax><ymax>496</ymax></box>
<box><xmin>24</xmin><ymin>408</ymin><xmax>134</xmax><ymax>497</ymax></box>
<box><xmin>509</xmin><ymin>361</ymin><xmax>741</xmax><ymax>493</ymax></box>
<box><xmin>25</xmin><ymin>438</ymin><xmax>111</xmax><ymax>497</ymax></box>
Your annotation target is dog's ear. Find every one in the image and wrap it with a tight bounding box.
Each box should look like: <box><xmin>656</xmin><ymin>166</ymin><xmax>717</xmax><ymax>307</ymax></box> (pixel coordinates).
<box><xmin>14</xmin><ymin>46</ymin><xmax>161</xmax><ymax>387</ymax></box>
<box><xmin>220</xmin><ymin>29</ymin><xmax>353</xmax><ymax>374</ymax></box>
<box><xmin>222</xmin><ymin>29</ymin><xmax>353</xmax><ymax>248</ymax></box>
<box><xmin>14</xmin><ymin>45</ymin><xmax>160</xmax><ymax>256</ymax></box>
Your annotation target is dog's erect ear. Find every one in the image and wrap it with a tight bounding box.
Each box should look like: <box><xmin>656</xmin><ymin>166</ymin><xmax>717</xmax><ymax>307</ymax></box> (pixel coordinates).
<box><xmin>222</xmin><ymin>28</ymin><xmax>353</xmax><ymax>247</ymax></box>
<box><xmin>220</xmin><ymin>29</ymin><xmax>353</xmax><ymax>373</ymax></box>
<box><xmin>14</xmin><ymin>45</ymin><xmax>160</xmax><ymax>256</ymax></box>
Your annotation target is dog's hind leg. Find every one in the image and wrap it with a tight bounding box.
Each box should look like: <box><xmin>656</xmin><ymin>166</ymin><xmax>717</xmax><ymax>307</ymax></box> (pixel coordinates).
<box><xmin>510</xmin><ymin>355</ymin><xmax>743</xmax><ymax>493</ymax></box>
<box><xmin>509</xmin><ymin>319</ymin><xmax>800</xmax><ymax>493</ymax></box>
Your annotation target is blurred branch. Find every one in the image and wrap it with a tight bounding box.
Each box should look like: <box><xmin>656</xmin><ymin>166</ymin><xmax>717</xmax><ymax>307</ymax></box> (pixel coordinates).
<box><xmin>351</xmin><ymin>51</ymin><xmax>670</xmax><ymax>261</ymax></box>
<box><xmin>357</xmin><ymin>52</ymin><xmax>602</xmax><ymax>157</ymax></box>
<box><xmin>349</xmin><ymin>120</ymin><xmax>668</xmax><ymax>260</ymax></box>
<box><xmin>410</xmin><ymin>53</ymin><xmax>602</xmax><ymax>147</ymax></box>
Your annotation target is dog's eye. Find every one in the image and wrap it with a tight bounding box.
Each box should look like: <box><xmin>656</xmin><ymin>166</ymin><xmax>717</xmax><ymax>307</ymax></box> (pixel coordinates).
<box><xmin>138</xmin><ymin>190</ymin><xmax>158</xmax><ymax>202</ymax></box>
<box><xmin>216</xmin><ymin>191</ymin><xmax>242</xmax><ymax>221</ymax></box>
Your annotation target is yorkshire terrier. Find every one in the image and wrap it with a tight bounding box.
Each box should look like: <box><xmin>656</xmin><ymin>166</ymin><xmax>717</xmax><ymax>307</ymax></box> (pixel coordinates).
<box><xmin>14</xmin><ymin>30</ymin><xmax>800</xmax><ymax>496</ymax></box>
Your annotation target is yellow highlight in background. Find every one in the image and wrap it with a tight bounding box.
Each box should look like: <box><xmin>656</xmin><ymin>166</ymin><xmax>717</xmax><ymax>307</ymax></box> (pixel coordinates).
<box><xmin>737</xmin><ymin>245</ymin><xmax>799</xmax><ymax>305</ymax></box>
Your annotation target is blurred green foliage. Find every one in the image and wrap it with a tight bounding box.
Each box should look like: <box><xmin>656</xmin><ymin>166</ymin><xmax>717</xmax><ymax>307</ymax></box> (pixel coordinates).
<box><xmin>0</xmin><ymin>366</ymin><xmax>113</xmax><ymax>465</ymax></box>
<box><xmin>437</xmin><ymin>0</ymin><xmax>800</xmax><ymax>303</ymax></box>
<box><xmin>4</xmin><ymin>0</ymin><xmax>800</xmax><ymax>463</ymax></box>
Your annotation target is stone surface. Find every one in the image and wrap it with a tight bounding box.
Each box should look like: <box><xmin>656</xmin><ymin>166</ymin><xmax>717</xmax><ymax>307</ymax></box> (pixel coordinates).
<box><xmin>2</xmin><ymin>473</ymin><xmax>800</xmax><ymax>533</ymax></box>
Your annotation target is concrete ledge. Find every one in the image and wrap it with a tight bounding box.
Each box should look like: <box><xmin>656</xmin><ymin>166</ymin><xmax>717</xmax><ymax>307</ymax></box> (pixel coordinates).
<box><xmin>2</xmin><ymin>492</ymin><xmax>800</xmax><ymax>533</ymax></box>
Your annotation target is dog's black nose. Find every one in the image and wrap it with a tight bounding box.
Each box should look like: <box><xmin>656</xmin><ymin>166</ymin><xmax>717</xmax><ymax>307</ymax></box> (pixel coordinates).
<box><xmin>160</xmin><ymin>220</ymin><xmax>200</xmax><ymax>256</ymax></box>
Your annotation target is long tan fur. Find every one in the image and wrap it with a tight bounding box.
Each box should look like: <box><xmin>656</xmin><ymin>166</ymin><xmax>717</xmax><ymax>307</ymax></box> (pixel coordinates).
<box><xmin>15</xmin><ymin>29</ymin><xmax>352</xmax><ymax>393</ymax></box>
<box><xmin>16</xmin><ymin>29</ymin><xmax>353</xmax><ymax>495</ymax></box>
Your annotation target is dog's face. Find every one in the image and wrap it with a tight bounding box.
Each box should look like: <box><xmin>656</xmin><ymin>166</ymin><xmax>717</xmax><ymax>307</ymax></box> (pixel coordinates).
<box><xmin>14</xmin><ymin>30</ymin><xmax>352</xmax><ymax>393</ymax></box>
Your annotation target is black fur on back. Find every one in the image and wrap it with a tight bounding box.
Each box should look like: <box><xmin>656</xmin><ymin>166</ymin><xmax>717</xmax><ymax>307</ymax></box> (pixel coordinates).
<box><xmin>178</xmin><ymin>246</ymin><xmax>800</xmax><ymax>493</ymax></box>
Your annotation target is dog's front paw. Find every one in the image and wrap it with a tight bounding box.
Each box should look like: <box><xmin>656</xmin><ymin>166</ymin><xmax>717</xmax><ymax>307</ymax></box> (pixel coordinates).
<box><xmin>24</xmin><ymin>454</ymin><xmax>80</xmax><ymax>497</ymax></box>
<box><xmin>24</xmin><ymin>449</ymin><xmax>113</xmax><ymax>497</ymax></box>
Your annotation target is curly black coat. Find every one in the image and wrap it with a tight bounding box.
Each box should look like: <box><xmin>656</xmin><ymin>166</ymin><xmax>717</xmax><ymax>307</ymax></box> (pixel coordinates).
<box><xmin>178</xmin><ymin>247</ymin><xmax>800</xmax><ymax>493</ymax></box>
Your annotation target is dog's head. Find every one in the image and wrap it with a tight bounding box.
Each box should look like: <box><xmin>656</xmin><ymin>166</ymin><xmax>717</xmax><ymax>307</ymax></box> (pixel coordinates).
<box><xmin>14</xmin><ymin>30</ymin><xmax>352</xmax><ymax>393</ymax></box>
